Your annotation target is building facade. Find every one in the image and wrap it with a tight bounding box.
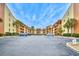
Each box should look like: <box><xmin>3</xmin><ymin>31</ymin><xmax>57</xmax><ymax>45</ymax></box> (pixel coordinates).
<box><xmin>0</xmin><ymin>3</ymin><xmax>4</xmax><ymax>34</ymax></box>
<box><xmin>42</xmin><ymin>28</ymin><xmax>47</xmax><ymax>35</ymax></box>
<box><xmin>0</xmin><ymin>3</ymin><xmax>16</xmax><ymax>34</ymax></box>
<box><xmin>46</xmin><ymin>25</ymin><xmax>53</xmax><ymax>34</ymax></box>
<box><xmin>2</xmin><ymin>3</ymin><xmax>79</xmax><ymax>35</ymax></box>
<box><xmin>62</xmin><ymin>3</ymin><xmax>79</xmax><ymax>34</ymax></box>
<box><xmin>0</xmin><ymin>3</ymin><xmax>30</xmax><ymax>34</ymax></box>
<box><xmin>53</xmin><ymin>20</ymin><xmax>62</xmax><ymax>35</ymax></box>
<box><xmin>62</xmin><ymin>4</ymin><xmax>74</xmax><ymax>34</ymax></box>
<box><xmin>16</xmin><ymin>23</ymin><xmax>30</xmax><ymax>34</ymax></box>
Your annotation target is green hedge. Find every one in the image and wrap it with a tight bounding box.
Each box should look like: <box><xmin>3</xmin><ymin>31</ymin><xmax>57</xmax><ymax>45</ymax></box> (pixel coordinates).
<box><xmin>5</xmin><ymin>32</ymin><xmax>11</xmax><ymax>36</ymax></box>
<box><xmin>5</xmin><ymin>32</ymin><xmax>19</xmax><ymax>36</ymax></box>
<box><xmin>0</xmin><ymin>32</ymin><xmax>19</xmax><ymax>36</ymax></box>
<box><xmin>12</xmin><ymin>32</ymin><xmax>19</xmax><ymax>36</ymax></box>
<box><xmin>72</xmin><ymin>33</ymin><xmax>79</xmax><ymax>37</ymax></box>
<box><xmin>63</xmin><ymin>33</ymin><xmax>79</xmax><ymax>37</ymax></box>
<box><xmin>63</xmin><ymin>33</ymin><xmax>71</xmax><ymax>37</ymax></box>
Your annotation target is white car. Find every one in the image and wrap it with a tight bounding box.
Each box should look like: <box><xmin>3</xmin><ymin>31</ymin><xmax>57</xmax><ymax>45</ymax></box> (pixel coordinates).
<box><xmin>19</xmin><ymin>33</ymin><xmax>28</xmax><ymax>36</ymax></box>
<box><xmin>46</xmin><ymin>33</ymin><xmax>53</xmax><ymax>36</ymax></box>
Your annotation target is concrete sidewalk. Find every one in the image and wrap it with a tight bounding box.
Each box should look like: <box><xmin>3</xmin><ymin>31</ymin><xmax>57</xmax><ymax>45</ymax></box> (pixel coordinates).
<box><xmin>66</xmin><ymin>42</ymin><xmax>79</xmax><ymax>53</ymax></box>
<box><xmin>54</xmin><ymin>36</ymin><xmax>79</xmax><ymax>40</ymax></box>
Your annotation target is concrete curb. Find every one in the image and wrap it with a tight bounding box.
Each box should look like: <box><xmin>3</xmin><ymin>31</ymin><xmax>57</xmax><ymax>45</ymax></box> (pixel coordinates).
<box><xmin>0</xmin><ymin>36</ymin><xmax>4</xmax><ymax>38</ymax></box>
<box><xmin>0</xmin><ymin>36</ymin><xmax>18</xmax><ymax>39</ymax></box>
<box><xmin>66</xmin><ymin>42</ymin><xmax>79</xmax><ymax>53</ymax></box>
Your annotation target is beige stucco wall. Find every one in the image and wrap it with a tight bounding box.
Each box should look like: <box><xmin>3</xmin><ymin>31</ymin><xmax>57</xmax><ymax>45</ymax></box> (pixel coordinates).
<box><xmin>4</xmin><ymin>5</ymin><xmax>16</xmax><ymax>33</ymax></box>
<box><xmin>73</xmin><ymin>3</ymin><xmax>79</xmax><ymax>33</ymax></box>
<box><xmin>62</xmin><ymin>4</ymin><xmax>74</xmax><ymax>34</ymax></box>
<box><xmin>0</xmin><ymin>3</ymin><xmax>5</xmax><ymax>34</ymax></box>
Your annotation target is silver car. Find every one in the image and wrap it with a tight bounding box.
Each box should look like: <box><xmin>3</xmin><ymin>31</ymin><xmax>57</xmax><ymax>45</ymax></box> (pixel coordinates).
<box><xmin>19</xmin><ymin>33</ymin><xmax>28</xmax><ymax>36</ymax></box>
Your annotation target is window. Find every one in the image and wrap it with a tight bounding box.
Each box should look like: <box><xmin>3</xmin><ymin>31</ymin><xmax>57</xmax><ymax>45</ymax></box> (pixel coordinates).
<box><xmin>13</xmin><ymin>23</ymin><xmax>14</xmax><ymax>27</ymax></box>
<box><xmin>21</xmin><ymin>31</ymin><xmax>24</xmax><ymax>33</ymax></box>
<box><xmin>9</xmin><ymin>29</ymin><xmax>10</xmax><ymax>31</ymax></box>
<box><xmin>9</xmin><ymin>23</ymin><xmax>10</xmax><ymax>27</ymax></box>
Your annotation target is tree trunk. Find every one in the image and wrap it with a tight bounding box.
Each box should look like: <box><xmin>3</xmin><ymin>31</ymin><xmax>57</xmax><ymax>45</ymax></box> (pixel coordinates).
<box><xmin>67</xmin><ymin>28</ymin><xmax>69</xmax><ymax>34</ymax></box>
<box><xmin>71</xmin><ymin>27</ymin><xmax>73</xmax><ymax>37</ymax></box>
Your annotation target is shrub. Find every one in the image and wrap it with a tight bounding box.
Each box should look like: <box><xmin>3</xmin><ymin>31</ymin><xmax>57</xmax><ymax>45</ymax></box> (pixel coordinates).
<box><xmin>63</xmin><ymin>33</ymin><xmax>79</xmax><ymax>37</ymax></box>
<box><xmin>63</xmin><ymin>33</ymin><xmax>71</xmax><ymax>37</ymax></box>
<box><xmin>5</xmin><ymin>32</ymin><xmax>12</xmax><ymax>36</ymax></box>
<box><xmin>12</xmin><ymin>32</ymin><xmax>19</xmax><ymax>36</ymax></box>
<box><xmin>0</xmin><ymin>33</ymin><xmax>3</xmax><ymax>37</ymax></box>
<box><xmin>5</xmin><ymin>32</ymin><xmax>19</xmax><ymax>36</ymax></box>
<box><xmin>72</xmin><ymin>33</ymin><xmax>79</xmax><ymax>37</ymax></box>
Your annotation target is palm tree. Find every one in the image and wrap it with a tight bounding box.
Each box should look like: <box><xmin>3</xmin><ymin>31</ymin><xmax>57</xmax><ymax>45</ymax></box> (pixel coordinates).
<box><xmin>63</xmin><ymin>18</ymin><xmax>76</xmax><ymax>36</ymax></box>
<box><xmin>69</xmin><ymin>18</ymin><xmax>77</xmax><ymax>44</ymax></box>
<box><xmin>69</xmin><ymin>18</ymin><xmax>76</xmax><ymax>34</ymax></box>
<box><xmin>63</xmin><ymin>19</ymin><xmax>71</xmax><ymax>33</ymax></box>
<box><xmin>58</xmin><ymin>27</ymin><xmax>65</xmax><ymax>36</ymax></box>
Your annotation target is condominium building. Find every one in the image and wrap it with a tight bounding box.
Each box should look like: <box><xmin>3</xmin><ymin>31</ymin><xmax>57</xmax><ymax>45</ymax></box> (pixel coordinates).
<box><xmin>0</xmin><ymin>3</ymin><xmax>16</xmax><ymax>34</ymax></box>
<box><xmin>62</xmin><ymin>4</ymin><xmax>74</xmax><ymax>34</ymax></box>
<box><xmin>0</xmin><ymin>4</ymin><xmax>4</xmax><ymax>34</ymax></box>
<box><xmin>35</xmin><ymin>28</ymin><xmax>41</xmax><ymax>34</ymax></box>
<box><xmin>46</xmin><ymin>25</ymin><xmax>53</xmax><ymax>34</ymax></box>
<box><xmin>16</xmin><ymin>23</ymin><xmax>30</xmax><ymax>34</ymax></box>
<box><xmin>30</xmin><ymin>28</ymin><xmax>35</xmax><ymax>34</ymax></box>
<box><xmin>16</xmin><ymin>24</ymin><xmax>25</xmax><ymax>34</ymax></box>
<box><xmin>53</xmin><ymin>20</ymin><xmax>62</xmax><ymax>35</ymax></box>
<box><xmin>24</xmin><ymin>25</ymin><xmax>31</xmax><ymax>34</ymax></box>
<box><xmin>33</xmin><ymin>29</ymin><xmax>37</xmax><ymax>34</ymax></box>
<box><xmin>2</xmin><ymin>3</ymin><xmax>79</xmax><ymax>35</ymax></box>
<box><xmin>62</xmin><ymin>3</ymin><xmax>79</xmax><ymax>34</ymax></box>
<box><xmin>42</xmin><ymin>28</ymin><xmax>47</xmax><ymax>35</ymax></box>
<box><xmin>0</xmin><ymin>3</ymin><xmax>31</xmax><ymax>34</ymax></box>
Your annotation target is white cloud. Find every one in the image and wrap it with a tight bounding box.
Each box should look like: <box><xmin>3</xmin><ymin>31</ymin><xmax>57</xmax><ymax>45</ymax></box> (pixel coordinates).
<box><xmin>32</xmin><ymin>14</ymin><xmax>36</xmax><ymax>21</ymax></box>
<box><xmin>38</xmin><ymin>5</ymin><xmax>56</xmax><ymax>21</ymax></box>
<box><xmin>38</xmin><ymin>6</ymin><xmax>67</xmax><ymax>27</ymax></box>
<box><xmin>38</xmin><ymin>5</ymin><xmax>52</xmax><ymax>20</ymax></box>
<box><xmin>47</xmin><ymin>6</ymin><xmax>66</xmax><ymax>19</ymax></box>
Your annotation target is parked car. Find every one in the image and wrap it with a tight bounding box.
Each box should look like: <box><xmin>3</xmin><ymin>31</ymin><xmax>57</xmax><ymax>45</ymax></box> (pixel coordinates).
<box><xmin>19</xmin><ymin>33</ymin><xmax>28</xmax><ymax>36</ymax></box>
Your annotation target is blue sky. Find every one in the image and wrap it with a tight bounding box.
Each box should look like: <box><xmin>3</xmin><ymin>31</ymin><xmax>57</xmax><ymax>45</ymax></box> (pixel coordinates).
<box><xmin>7</xmin><ymin>3</ymin><xmax>70</xmax><ymax>28</ymax></box>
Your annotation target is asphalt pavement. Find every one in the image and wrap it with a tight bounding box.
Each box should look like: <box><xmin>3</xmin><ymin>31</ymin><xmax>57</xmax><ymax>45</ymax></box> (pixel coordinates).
<box><xmin>0</xmin><ymin>35</ymin><xmax>79</xmax><ymax>56</ymax></box>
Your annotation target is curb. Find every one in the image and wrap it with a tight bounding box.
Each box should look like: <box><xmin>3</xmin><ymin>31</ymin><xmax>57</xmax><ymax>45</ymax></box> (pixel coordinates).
<box><xmin>0</xmin><ymin>36</ymin><xmax>4</xmax><ymax>38</ymax></box>
<box><xmin>0</xmin><ymin>36</ymin><xmax>18</xmax><ymax>39</ymax></box>
<box><xmin>66</xmin><ymin>42</ymin><xmax>79</xmax><ymax>53</ymax></box>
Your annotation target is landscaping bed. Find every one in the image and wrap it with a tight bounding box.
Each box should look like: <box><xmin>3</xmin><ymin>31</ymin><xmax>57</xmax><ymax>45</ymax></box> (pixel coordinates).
<box><xmin>63</xmin><ymin>33</ymin><xmax>79</xmax><ymax>38</ymax></box>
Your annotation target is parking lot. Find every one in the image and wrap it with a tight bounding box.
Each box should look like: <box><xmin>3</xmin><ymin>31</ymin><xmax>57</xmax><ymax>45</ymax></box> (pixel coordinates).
<box><xmin>0</xmin><ymin>35</ymin><xmax>79</xmax><ymax>56</ymax></box>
